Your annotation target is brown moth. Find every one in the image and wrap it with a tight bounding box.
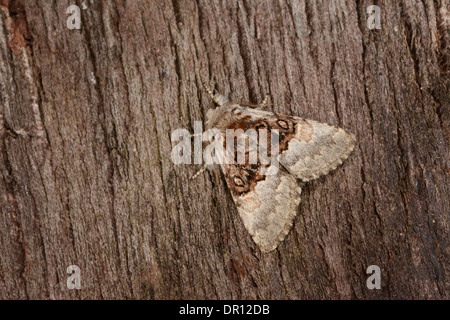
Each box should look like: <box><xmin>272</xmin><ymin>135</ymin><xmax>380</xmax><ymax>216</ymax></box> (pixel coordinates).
<box><xmin>198</xmin><ymin>85</ymin><xmax>356</xmax><ymax>253</ymax></box>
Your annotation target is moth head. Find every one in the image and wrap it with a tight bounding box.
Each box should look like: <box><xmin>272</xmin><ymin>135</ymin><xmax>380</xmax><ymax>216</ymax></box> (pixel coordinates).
<box><xmin>205</xmin><ymin>92</ymin><xmax>232</xmax><ymax>128</ymax></box>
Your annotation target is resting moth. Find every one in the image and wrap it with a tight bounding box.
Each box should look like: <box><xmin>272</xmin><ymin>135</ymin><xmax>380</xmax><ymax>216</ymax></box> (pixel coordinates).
<box><xmin>199</xmin><ymin>84</ymin><xmax>356</xmax><ymax>253</ymax></box>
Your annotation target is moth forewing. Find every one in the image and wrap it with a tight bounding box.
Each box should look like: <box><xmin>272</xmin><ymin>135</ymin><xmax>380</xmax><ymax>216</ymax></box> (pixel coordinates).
<box><xmin>279</xmin><ymin>118</ymin><xmax>356</xmax><ymax>182</ymax></box>
<box><xmin>201</xmin><ymin>90</ymin><xmax>356</xmax><ymax>252</ymax></box>
<box><xmin>258</xmin><ymin>128</ymin><xmax>280</xmax><ymax>176</ymax></box>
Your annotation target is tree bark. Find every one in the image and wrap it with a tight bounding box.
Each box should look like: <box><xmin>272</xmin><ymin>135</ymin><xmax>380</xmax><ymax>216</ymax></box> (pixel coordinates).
<box><xmin>0</xmin><ymin>0</ymin><xmax>448</xmax><ymax>299</ymax></box>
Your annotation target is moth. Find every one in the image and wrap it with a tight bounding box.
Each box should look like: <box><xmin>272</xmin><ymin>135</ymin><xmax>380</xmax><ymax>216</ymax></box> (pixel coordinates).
<box><xmin>196</xmin><ymin>84</ymin><xmax>356</xmax><ymax>253</ymax></box>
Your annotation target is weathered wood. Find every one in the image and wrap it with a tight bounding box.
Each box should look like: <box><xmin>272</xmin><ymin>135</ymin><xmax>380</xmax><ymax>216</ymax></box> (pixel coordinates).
<box><xmin>0</xmin><ymin>0</ymin><xmax>448</xmax><ymax>299</ymax></box>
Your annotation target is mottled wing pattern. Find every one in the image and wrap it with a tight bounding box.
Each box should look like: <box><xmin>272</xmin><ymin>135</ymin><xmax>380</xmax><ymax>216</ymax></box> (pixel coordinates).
<box><xmin>217</xmin><ymin>107</ymin><xmax>301</xmax><ymax>252</ymax></box>
<box><xmin>279</xmin><ymin>118</ymin><xmax>356</xmax><ymax>181</ymax></box>
<box><xmin>220</xmin><ymin>162</ymin><xmax>302</xmax><ymax>253</ymax></box>
<box><xmin>217</xmin><ymin>106</ymin><xmax>355</xmax><ymax>252</ymax></box>
<box><xmin>223</xmin><ymin>107</ymin><xmax>356</xmax><ymax>182</ymax></box>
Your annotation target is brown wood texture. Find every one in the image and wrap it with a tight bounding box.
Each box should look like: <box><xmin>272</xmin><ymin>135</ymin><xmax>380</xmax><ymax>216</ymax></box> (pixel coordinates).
<box><xmin>0</xmin><ymin>0</ymin><xmax>448</xmax><ymax>299</ymax></box>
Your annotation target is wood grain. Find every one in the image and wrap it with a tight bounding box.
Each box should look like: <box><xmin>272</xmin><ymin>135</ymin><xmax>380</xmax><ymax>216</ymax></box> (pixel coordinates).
<box><xmin>0</xmin><ymin>0</ymin><xmax>448</xmax><ymax>299</ymax></box>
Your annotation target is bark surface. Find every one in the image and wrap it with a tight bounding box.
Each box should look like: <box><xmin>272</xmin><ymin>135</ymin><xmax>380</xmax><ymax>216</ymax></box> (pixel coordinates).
<box><xmin>0</xmin><ymin>0</ymin><xmax>448</xmax><ymax>299</ymax></box>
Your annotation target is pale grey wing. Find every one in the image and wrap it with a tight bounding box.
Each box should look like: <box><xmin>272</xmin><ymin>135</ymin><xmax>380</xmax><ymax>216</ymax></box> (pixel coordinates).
<box><xmin>279</xmin><ymin>118</ymin><xmax>356</xmax><ymax>182</ymax></box>
<box><xmin>221</xmin><ymin>164</ymin><xmax>301</xmax><ymax>253</ymax></box>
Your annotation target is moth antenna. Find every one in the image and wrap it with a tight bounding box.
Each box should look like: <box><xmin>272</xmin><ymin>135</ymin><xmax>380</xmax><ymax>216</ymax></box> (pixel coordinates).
<box><xmin>222</xmin><ymin>94</ymin><xmax>272</xmax><ymax>108</ymax></box>
<box><xmin>223</xmin><ymin>101</ymin><xmax>272</xmax><ymax>108</ymax></box>
<box><xmin>202</xmin><ymin>82</ymin><xmax>223</xmax><ymax>106</ymax></box>
<box><xmin>191</xmin><ymin>164</ymin><xmax>207</xmax><ymax>180</ymax></box>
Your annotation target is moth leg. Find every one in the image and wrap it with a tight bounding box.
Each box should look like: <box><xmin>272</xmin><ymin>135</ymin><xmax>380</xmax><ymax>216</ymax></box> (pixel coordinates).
<box><xmin>190</xmin><ymin>132</ymin><xmax>203</xmax><ymax>138</ymax></box>
<box><xmin>262</xmin><ymin>94</ymin><xmax>269</xmax><ymax>105</ymax></box>
<box><xmin>212</xmin><ymin>165</ymin><xmax>221</xmax><ymax>183</ymax></box>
